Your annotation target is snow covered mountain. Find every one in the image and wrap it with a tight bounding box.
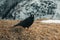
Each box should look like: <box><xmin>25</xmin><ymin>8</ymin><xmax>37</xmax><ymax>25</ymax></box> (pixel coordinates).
<box><xmin>0</xmin><ymin>0</ymin><xmax>60</xmax><ymax>20</ymax></box>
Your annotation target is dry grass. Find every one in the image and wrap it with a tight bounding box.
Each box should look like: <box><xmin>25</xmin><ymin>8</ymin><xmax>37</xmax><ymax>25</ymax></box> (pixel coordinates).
<box><xmin>0</xmin><ymin>19</ymin><xmax>60</xmax><ymax>40</ymax></box>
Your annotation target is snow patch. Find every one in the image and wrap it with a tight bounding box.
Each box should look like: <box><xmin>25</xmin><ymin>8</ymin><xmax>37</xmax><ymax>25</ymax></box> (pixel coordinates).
<box><xmin>41</xmin><ymin>20</ymin><xmax>60</xmax><ymax>23</ymax></box>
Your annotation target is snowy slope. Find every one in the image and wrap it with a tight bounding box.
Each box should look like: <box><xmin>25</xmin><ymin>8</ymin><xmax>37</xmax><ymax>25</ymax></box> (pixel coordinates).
<box><xmin>41</xmin><ymin>20</ymin><xmax>60</xmax><ymax>23</ymax></box>
<box><xmin>0</xmin><ymin>0</ymin><xmax>60</xmax><ymax>20</ymax></box>
<box><xmin>12</xmin><ymin>0</ymin><xmax>57</xmax><ymax>20</ymax></box>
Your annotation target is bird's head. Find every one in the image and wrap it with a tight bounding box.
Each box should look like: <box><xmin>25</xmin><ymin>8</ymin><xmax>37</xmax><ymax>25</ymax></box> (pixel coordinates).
<box><xmin>30</xmin><ymin>14</ymin><xmax>34</xmax><ymax>17</ymax></box>
<box><xmin>30</xmin><ymin>13</ymin><xmax>34</xmax><ymax>17</ymax></box>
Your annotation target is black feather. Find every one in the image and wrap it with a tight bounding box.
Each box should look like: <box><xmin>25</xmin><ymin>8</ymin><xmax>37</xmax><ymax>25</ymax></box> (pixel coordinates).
<box><xmin>14</xmin><ymin>14</ymin><xmax>34</xmax><ymax>28</ymax></box>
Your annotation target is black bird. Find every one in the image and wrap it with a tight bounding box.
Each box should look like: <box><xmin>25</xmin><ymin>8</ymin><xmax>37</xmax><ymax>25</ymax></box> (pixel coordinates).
<box><xmin>14</xmin><ymin>14</ymin><xmax>34</xmax><ymax>28</ymax></box>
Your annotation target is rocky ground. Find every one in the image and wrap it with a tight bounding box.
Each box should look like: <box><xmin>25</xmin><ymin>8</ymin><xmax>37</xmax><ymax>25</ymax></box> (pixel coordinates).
<box><xmin>0</xmin><ymin>19</ymin><xmax>60</xmax><ymax>40</ymax></box>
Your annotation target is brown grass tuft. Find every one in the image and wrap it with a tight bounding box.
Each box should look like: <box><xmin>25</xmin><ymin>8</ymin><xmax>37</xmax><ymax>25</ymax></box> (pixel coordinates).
<box><xmin>0</xmin><ymin>19</ymin><xmax>60</xmax><ymax>40</ymax></box>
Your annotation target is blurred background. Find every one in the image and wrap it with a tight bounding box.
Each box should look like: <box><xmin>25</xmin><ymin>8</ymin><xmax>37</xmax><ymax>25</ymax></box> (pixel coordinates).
<box><xmin>0</xmin><ymin>0</ymin><xmax>60</xmax><ymax>20</ymax></box>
